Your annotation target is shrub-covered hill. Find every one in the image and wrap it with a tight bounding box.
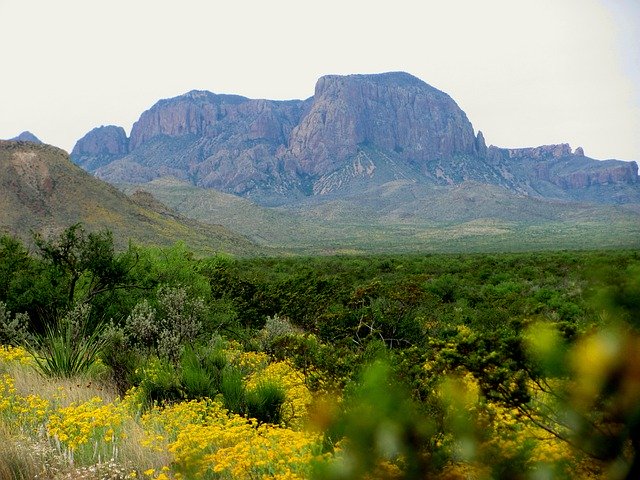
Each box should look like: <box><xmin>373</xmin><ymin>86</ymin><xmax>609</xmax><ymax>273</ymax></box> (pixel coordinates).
<box><xmin>0</xmin><ymin>141</ymin><xmax>261</xmax><ymax>256</ymax></box>
<box><xmin>122</xmin><ymin>178</ymin><xmax>640</xmax><ymax>255</ymax></box>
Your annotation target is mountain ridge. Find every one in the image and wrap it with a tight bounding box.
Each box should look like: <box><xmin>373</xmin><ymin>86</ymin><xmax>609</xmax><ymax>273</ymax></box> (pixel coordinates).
<box><xmin>71</xmin><ymin>71</ymin><xmax>639</xmax><ymax>208</ymax></box>
<box><xmin>6</xmin><ymin>72</ymin><xmax>639</xmax><ymax>255</ymax></box>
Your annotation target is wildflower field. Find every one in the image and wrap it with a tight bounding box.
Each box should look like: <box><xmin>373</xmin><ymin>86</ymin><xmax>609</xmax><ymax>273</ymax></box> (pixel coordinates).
<box><xmin>0</xmin><ymin>344</ymin><xmax>327</xmax><ymax>479</ymax></box>
<box><xmin>1</xmin><ymin>226</ymin><xmax>639</xmax><ymax>478</ymax></box>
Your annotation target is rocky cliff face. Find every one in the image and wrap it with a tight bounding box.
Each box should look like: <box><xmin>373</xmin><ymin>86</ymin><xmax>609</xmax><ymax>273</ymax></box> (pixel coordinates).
<box><xmin>73</xmin><ymin>125</ymin><xmax>129</xmax><ymax>156</ymax></box>
<box><xmin>288</xmin><ymin>72</ymin><xmax>478</xmax><ymax>176</ymax></box>
<box><xmin>71</xmin><ymin>125</ymin><xmax>129</xmax><ymax>171</ymax></box>
<box><xmin>487</xmin><ymin>144</ymin><xmax>639</xmax><ymax>191</ymax></box>
<box><xmin>71</xmin><ymin>72</ymin><xmax>640</xmax><ymax>206</ymax></box>
<box><xmin>490</xmin><ymin>143</ymin><xmax>574</xmax><ymax>160</ymax></box>
<box><xmin>108</xmin><ymin>91</ymin><xmax>309</xmax><ymax>202</ymax></box>
<box><xmin>551</xmin><ymin>161</ymin><xmax>638</xmax><ymax>189</ymax></box>
<box><xmin>130</xmin><ymin>92</ymin><xmax>243</xmax><ymax>149</ymax></box>
<box><xmin>128</xmin><ymin>91</ymin><xmax>306</xmax><ymax>151</ymax></box>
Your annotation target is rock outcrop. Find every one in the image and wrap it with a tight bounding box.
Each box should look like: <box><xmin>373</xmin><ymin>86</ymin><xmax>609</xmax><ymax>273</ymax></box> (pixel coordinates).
<box><xmin>71</xmin><ymin>125</ymin><xmax>129</xmax><ymax>171</ymax></box>
<box><xmin>475</xmin><ymin>131</ymin><xmax>488</xmax><ymax>158</ymax></box>
<box><xmin>288</xmin><ymin>72</ymin><xmax>478</xmax><ymax>175</ymax></box>
<box><xmin>551</xmin><ymin>161</ymin><xmax>638</xmax><ymax>189</ymax></box>
<box><xmin>128</xmin><ymin>91</ymin><xmax>307</xmax><ymax>151</ymax></box>
<box><xmin>105</xmin><ymin>91</ymin><xmax>310</xmax><ymax>202</ymax></box>
<box><xmin>487</xmin><ymin>144</ymin><xmax>573</xmax><ymax>161</ymax></box>
<box><xmin>73</xmin><ymin>125</ymin><xmax>129</xmax><ymax>156</ymax></box>
<box><xmin>486</xmin><ymin>144</ymin><xmax>639</xmax><ymax>190</ymax></box>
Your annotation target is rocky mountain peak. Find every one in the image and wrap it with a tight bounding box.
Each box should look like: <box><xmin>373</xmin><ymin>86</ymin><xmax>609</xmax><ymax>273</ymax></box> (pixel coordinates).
<box><xmin>72</xmin><ymin>125</ymin><xmax>129</xmax><ymax>157</ymax></box>
<box><xmin>9</xmin><ymin>131</ymin><xmax>42</xmax><ymax>144</ymax></box>
<box><xmin>128</xmin><ymin>91</ymin><xmax>252</xmax><ymax>150</ymax></box>
<box><xmin>70</xmin><ymin>125</ymin><xmax>129</xmax><ymax>171</ymax></box>
<box><xmin>313</xmin><ymin>71</ymin><xmax>428</xmax><ymax>96</ymax></box>
<box><xmin>288</xmin><ymin>72</ymin><xmax>478</xmax><ymax>175</ymax></box>
<box><xmin>475</xmin><ymin>131</ymin><xmax>488</xmax><ymax>158</ymax></box>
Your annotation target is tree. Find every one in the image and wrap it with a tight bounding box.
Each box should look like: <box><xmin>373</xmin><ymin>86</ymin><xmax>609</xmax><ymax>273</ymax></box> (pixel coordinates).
<box><xmin>0</xmin><ymin>234</ymin><xmax>32</xmax><ymax>304</ymax></box>
<box><xmin>33</xmin><ymin>224</ymin><xmax>138</xmax><ymax>317</ymax></box>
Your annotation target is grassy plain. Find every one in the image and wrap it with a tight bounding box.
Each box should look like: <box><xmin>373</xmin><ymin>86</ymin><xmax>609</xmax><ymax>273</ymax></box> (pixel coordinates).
<box><xmin>121</xmin><ymin>178</ymin><xmax>640</xmax><ymax>255</ymax></box>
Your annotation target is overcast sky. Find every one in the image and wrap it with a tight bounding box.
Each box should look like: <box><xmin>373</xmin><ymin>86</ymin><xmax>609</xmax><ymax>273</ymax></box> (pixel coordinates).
<box><xmin>1</xmin><ymin>0</ymin><xmax>639</xmax><ymax>161</ymax></box>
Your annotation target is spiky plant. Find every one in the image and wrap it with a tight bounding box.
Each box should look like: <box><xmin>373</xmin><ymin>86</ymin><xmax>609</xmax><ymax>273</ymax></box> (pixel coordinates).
<box><xmin>28</xmin><ymin>303</ymin><xmax>107</xmax><ymax>378</ymax></box>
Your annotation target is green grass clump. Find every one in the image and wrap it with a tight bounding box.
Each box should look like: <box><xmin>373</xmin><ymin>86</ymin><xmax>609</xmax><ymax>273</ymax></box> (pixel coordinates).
<box><xmin>245</xmin><ymin>381</ymin><xmax>285</xmax><ymax>425</ymax></box>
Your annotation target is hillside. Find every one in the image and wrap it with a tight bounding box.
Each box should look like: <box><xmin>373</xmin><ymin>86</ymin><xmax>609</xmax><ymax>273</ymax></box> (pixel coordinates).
<box><xmin>124</xmin><ymin>178</ymin><xmax>640</xmax><ymax>254</ymax></box>
<box><xmin>0</xmin><ymin>140</ymin><xmax>261</xmax><ymax>256</ymax></box>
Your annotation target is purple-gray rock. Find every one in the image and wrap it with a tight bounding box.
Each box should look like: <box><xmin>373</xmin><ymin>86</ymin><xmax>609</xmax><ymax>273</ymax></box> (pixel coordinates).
<box><xmin>9</xmin><ymin>131</ymin><xmax>42</xmax><ymax>144</ymax></box>
<box><xmin>72</xmin><ymin>125</ymin><xmax>129</xmax><ymax>157</ymax></box>
<box><xmin>71</xmin><ymin>72</ymin><xmax>640</xmax><ymax>206</ymax></box>
<box><xmin>70</xmin><ymin>125</ymin><xmax>129</xmax><ymax>170</ymax></box>
<box><xmin>288</xmin><ymin>72</ymin><xmax>478</xmax><ymax>175</ymax></box>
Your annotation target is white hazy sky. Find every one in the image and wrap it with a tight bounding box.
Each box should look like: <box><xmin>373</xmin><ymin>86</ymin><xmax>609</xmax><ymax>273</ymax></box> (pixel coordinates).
<box><xmin>1</xmin><ymin>0</ymin><xmax>639</xmax><ymax>161</ymax></box>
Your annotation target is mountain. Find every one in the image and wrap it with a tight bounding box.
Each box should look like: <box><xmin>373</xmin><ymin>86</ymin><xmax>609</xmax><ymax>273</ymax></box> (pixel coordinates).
<box><xmin>67</xmin><ymin>72</ymin><xmax>640</xmax><ymax>253</ymax></box>
<box><xmin>71</xmin><ymin>125</ymin><xmax>129</xmax><ymax>171</ymax></box>
<box><xmin>0</xmin><ymin>140</ymin><xmax>261</xmax><ymax>255</ymax></box>
<box><xmin>9</xmin><ymin>131</ymin><xmax>42</xmax><ymax>143</ymax></box>
<box><xmin>288</xmin><ymin>72</ymin><xmax>479</xmax><ymax>176</ymax></box>
<box><xmin>73</xmin><ymin>92</ymin><xmax>310</xmax><ymax>205</ymax></box>
<box><xmin>72</xmin><ymin>72</ymin><xmax>639</xmax><ymax>209</ymax></box>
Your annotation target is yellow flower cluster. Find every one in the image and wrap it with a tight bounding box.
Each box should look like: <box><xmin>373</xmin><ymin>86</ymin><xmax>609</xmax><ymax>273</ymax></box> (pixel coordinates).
<box><xmin>235</xmin><ymin>350</ymin><xmax>271</xmax><ymax>372</ymax></box>
<box><xmin>435</xmin><ymin>370</ymin><xmax>582</xmax><ymax>476</ymax></box>
<box><xmin>0</xmin><ymin>344</ymin><xmax>34</xmax><ymax>365</ymax></box>
<box><xmin>141</xmin><ymin>398</ymin><xmax>221</xmax><ymax>450</ymax></box>
<box><xmin>207</xmin><ymin>423</ymin><xmax>322</xmax><ymax>479</ymax></box>
<box><xmin>0</xmin><ymin>373</ymin><xmax>17</xmax><ymax>412</ymax></box>
<box><xmin>0</xmin><ymin>373</ymin><xmax>50</xmax><ymax>429</ymax></box>
<box><xmin>136</xmin><ymin>353</ymin><xmax>327</xmax><ymax>478</ymax></box>
<box><xmin>138</xmin><ymin>394</ymin><xmax>326</xmax><ymax>479</ymax></box>
<box><xmin>167</xmin><ymin>404</ymin><xmax>324</xmax><ymax>479</ymax></box>
<box><xmin>1</xmin><ymin>342</ymin><xmax>333</xmax><ymax>478</ymax></box>
<box><xmin>47</xmin><ymin>395</ymin><xmax>128</xmax><ymax>463</ymax></box>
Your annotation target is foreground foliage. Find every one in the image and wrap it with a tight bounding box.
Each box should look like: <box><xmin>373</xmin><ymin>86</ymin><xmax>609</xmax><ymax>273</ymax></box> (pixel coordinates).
<box><xmin>0</xmin><ymin>344</ymin><xmax>323</xmax><ymax>479</ymax></box>
<box><xmin>0</xmin><ymin>225</ymin><xmax>639</xmax><ymax>478</ymax></box>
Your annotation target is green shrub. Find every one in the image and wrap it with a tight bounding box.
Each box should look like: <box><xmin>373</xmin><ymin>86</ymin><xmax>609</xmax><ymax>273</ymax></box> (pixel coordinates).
<box><xmin>0</xmin><ymin>301</ymin><xmax>32</xmax><ymax>346</ymax></box>
<box><xmin>124</xmin><ymin>299</ymin><xmax>157</xmax><ymax>353</ymax></box>
<box><xmin>200</xmin><ymin>346</ymin><xmax>227</xmax><ymax>393</ymax></box>
<box><xmin>259</xmin><ymin>314</ymin><xmax>301</xmax><ymax>352</ymax></box>
<box><xmin>180</xmin><ymin>347</ymin><xmax>217</xmax><ymax>399</ymax></box>
<box><xmin>123</xmin><ymin>286</ymin><xmax>206</xmax><ymax>364</ymax></box>
<box><xmin>99</xmin><ymin>321</ymin><xmax>140</xmax><ymax>395</ymax></box>
<box><xmin>425</xmin><ymin>274</ymin><xmax>461</xmax><ymax>303</ymax></box>
<box><xmin>136</xmin><ymin>357</ymin><xmax>182</xmax><ymax>407</ymax></box>
<box><xmin>220</xmin><ymin>366</ymin><xmax>246</xmax><ymax>414</ymax></box>
<box><xmin>246</xmin><ymin>381</ymin><xmax>285</xmax><ymax>425</ymax></box>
